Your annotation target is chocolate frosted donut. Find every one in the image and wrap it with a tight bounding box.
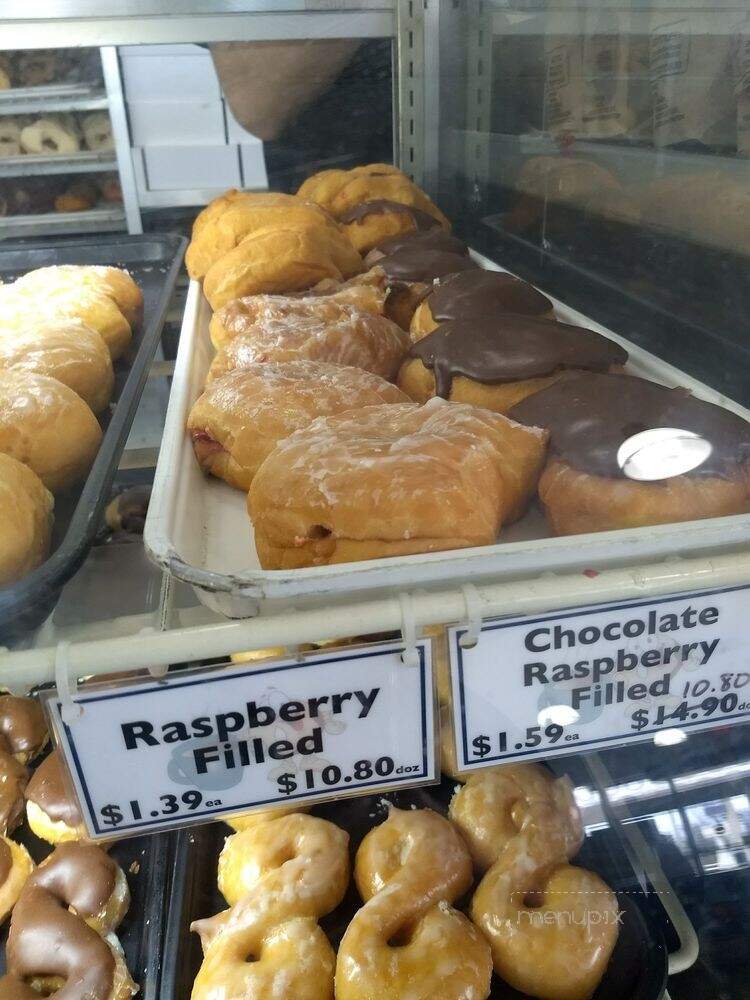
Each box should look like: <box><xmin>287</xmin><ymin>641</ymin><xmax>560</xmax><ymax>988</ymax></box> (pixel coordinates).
<box><xmin>338</xmin><ymin>198</ymin><xmax>441</xmax><ymax>232</ymax></box>
<box><xmin>509</xmin><ymin>373</ymin><xmax>750</xmax><ymax>480</ymax></box>
<box><xmin>0</xmin><ymin>695</ymin><xmax>48</xmax><ymax>764</ymax></box>
<box><xmin>411</xmin><ymin>269</ymin><xmax>554</xmax><ymax>340</ymax></box>
<box><xmin>508</xmin><ymin>373</ymin><xmax>750</xmax><ymax>535</ymax></box>
<box><xmin>398</xmin><ymin>315</ymin><xmax>627</xmax><ymax>413</ymax></box>
<box><xmin>365</xmin><ymin>227</ymin><xmax>468</xmax><ymax>265</ymax></box>
<box><xmin>368</xmin><ymin>242</ymin><xmax>478</xmax><ymax>330</ymax></box>
<box><xmin>5</xmin><ymin>842</ymin><xmax>135</xmax><ymax>1000</ymax></box>
<box><xmin>25</xmin><ymin>750</ymin><xmax>85</xmax><ymax>843</ymax></box>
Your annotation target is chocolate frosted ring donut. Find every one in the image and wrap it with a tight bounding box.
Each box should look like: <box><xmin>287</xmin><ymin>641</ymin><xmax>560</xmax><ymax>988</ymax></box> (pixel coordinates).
<box><xmin>1</xmin><ymin>843</ymin><xmax>136</xmax><ymax>1000</ymax></box>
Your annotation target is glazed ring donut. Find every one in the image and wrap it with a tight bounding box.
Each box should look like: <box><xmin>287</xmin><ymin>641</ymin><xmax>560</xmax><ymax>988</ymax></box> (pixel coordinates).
<box><xmin>25</xmin><ymin>750</ymin><xmax>87</xmax><ymax>845</ymax></box>
<box><xmin>189</xmin><ymin>361</ymin><xmax>409</xmax><ymax>491</ymax></box>
<box><xmin>20</xmin><ymin>118</ymin><xmax>80</xmax><ymax>156</ymax></box>
<box><xmin>0</xmin><ymin>836</ymin><xmax>34</xmax><ymax>924</ymax></box>
<box><xmin>191</xmin><ymin>813</ymin><xmax>349</xmax><ymax>1000</ymax></box>
<box><xmin>0</xmin><ymin>120</ymin><xmax>21</xmax><ymax>158</ymax></box>
<box><xmin>221</xmin><ymin>802</ymin><xmax>308</xmax><ymax>831</ymax></box>
<box><xmin>336</xmin><ymin>806</ymin><xmax>492</xmax><ymax>1000</ymax></box>
<box><xmin>1</xmin><ymin>843</ymin><xmax>136</xmax><ymax>1000</ymax></box>
<box><xmin>450</xmin><ymin>767</ymin><xmax>619</xmax><ymax>1000</ymax></box>
<box><xmin>81</xmin><ymin>111</ymin><xmax>114</xmax><ymax>152</ymax></box>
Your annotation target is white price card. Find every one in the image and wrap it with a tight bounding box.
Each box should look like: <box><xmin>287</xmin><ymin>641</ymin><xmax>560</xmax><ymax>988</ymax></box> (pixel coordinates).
<box><xmin>44</xmin><ymin>640</ymin><xmax>435</xmax><ymax>839</ymax></box>
<box><xmin>449</xmin><ymin>585</ymin><xmax>750</xmax><ymax>771</ymax></box>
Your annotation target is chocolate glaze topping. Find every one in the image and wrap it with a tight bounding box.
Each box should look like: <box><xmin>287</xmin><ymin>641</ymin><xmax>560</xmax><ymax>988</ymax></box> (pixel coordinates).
<box><xmin>0</xmin><ymin>838</ymin><xmax>12</xmax><ymax>885</ymax></box>
<box><xmin>7</xmin><ymin>844</ymin><xmax>117</xmax><ymax>1000</ymax></box>
<box><xmin>338</xmin><ymin>198</ymin><xmax>440</xmax><ymax>232</ymax></box>
<box><xmin>0</xmin><ymin>697</ymin><xmax>47</xmax><ymax>761</ymax></box>
<box><xmin>0</xmin><ymin>753</ymin><xmax>27</xmax><ymax>833</ymax></box>
<box><xmin>370</xmin><ymin>228</ymin><xmax>468</xmax><ymax>260</ymax></box>
<box><xmin>409</xmin><ymin>315</ymin><xmax>627</xmax><ymax>398</ymax></box>
<box><xmin>425</xmin><ymin>269</ymin><xmax>553</xmax><ymax>322</ymax></box>
<box><xmin>509</xmin><ymin>373</ymin><xmax>750</xmax><ymax>480</ymax></box>
<box><xmin>25</xmin><ymin>751</ymin><xmax>82</xmax><ymax>828</ymax></box>
<box><xmin>378</xmin><ymin>247</ymin><xmax>478</xmax><ymax>286</ymax></box>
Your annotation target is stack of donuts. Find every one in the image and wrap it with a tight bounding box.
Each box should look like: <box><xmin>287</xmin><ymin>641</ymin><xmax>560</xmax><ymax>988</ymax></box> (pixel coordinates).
<box><xmin>185</xmin><ymin>163</ymin><xmax>750</xmax><ymax>569</ymax></box>
<box><xmin>0</xmin><ymin>264</ymin><xmax>143</xmax><ymax>587</ymax></box>
<box><xmin>0</xmin><ymin>696</ymin><xmax>138</xmax><ymax>1000</ymax></box>
<box><xmin>191</xmin><ymin>758</ymin><xmax>620</xmax><ymax>1000</ymax></box>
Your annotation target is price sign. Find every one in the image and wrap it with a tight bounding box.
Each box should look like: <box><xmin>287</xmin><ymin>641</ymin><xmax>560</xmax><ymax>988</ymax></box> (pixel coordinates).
<box><xmin>449</xmin><ymin>585</ymin><xmax>750</xmax><ymax>771</ymax></box>
<box><xmin>44</xmin><ymin>640</ymin><xmax>435</xmax><ymax>839</ymax></box>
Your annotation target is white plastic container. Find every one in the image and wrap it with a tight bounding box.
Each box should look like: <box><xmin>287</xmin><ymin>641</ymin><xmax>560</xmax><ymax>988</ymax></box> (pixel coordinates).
<box><xmin>128</xmin><ymin>100</ymin><xmax>226</xmax><ymax>147</ymax></box>
<box><xmin>142</xmin><ymin>144</ymin><xmax>240</xmax><ymax>191</ymax></box>
<box><xmin>120</xmin><ymin>50</ymin><xmax>221</xmax><ymax>102</ymax></box>
<box><xmin>144</xmin><ymin>258</ymin><xmax>750</xmax><ymax>619</ymax></box>
<box><xmin>239</xmin><ymin>142</ymin><xmax>269</xmax><ymax>189</ymax></box>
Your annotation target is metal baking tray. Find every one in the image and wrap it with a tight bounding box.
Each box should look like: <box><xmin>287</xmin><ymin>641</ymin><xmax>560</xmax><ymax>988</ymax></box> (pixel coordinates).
<box><xmin>145</xmin><ymin>255</ymin><xmax>750</xmax><ymax>619</ymax></box>
<box><xmin>0</xmin><ymin>233</ymin><xmax>186</xmax><ymax>642</ymax></box>
<box><xmin>0</xmin><ymin>151</ymin><xmax>117</xmax><ymax>178</ymax></box>
<box><xmin>0</xmin><ymin>83</ymin><xmax>108</xmax><ymax>116</ymax></box>
<box><xmin>162</xmin><ymin>774</ymin><xmax>668</xmax><ymax>1000</ymax></box>
<box><xmin>0</xmin><ymin>207</ymin><xmax>126</xmax><ymax>241</ymax></box>
<box><xmin>0</xmin><ymin>755</ymin><xmax>174</xmax><ymax>1000</ymax></box>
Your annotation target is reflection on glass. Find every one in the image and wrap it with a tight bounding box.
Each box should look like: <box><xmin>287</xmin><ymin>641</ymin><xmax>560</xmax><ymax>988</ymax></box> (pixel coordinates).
<box><xmin>617</xmin><ymin>427</ymin><xmax>713</xmax><ymax>480</ymax></box>
<box><xmin>653</xmin><ymin>727</ymin><xmax>687</xmax><ymax>746</ymax></box>
<box><xmin>537</xmin><ymin>704</ymin><xmax>580</xmax><ymax>727</ymax></box>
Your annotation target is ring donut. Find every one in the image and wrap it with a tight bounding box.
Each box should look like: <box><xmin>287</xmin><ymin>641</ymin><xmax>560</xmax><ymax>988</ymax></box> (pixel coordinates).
<box><xmin>20</xmin><ymin>118</ymin><xmax>80</xmax><ymax>156</ymax></box>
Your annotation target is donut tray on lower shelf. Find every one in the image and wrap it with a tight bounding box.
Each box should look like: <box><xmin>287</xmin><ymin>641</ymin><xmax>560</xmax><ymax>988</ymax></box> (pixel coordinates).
<box><xmin>0</xmin><ymin>811</ymin><xmax>173</xmax><ymax>1000</ymax></box>
<box><xmin>162</xmin><ymin>773</ymin><xmax>668</xmax><ymax>1000</ymax></box>
<box><xmin>145</xmin><ymin>261</ymin><xmax>750</xmax><ymax>620</ymax></box>
<box><xmin>0</xmin><ymin>233</ymin><xmax>186</xmax><ymax>643</ymax></box>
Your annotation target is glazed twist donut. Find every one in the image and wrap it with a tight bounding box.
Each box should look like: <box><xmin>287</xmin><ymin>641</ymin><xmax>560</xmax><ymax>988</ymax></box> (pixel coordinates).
<box><xmin>335</xmin><ymin>806</ymin><xmax>492</xmax><ymax>1000</ymax></box>
<box><xmin>449</xmin><ymin>765</ymin><xmax>619</xmax><ymax>1000</ymax></box>
<box><xmin>191</xmin><ymin>812</ymin><xmax>349</xmax><ymax>1000</ymax></box>
<box><xmin>0</xmin><ymin>842</ymin><xmax>136</xmax><ymax>1000</ymax></box>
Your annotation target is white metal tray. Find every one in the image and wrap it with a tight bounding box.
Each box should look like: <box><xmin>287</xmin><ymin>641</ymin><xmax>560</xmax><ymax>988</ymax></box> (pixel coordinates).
<box><xmin>144</xmin><ymin>256</ymin><xmax>750</xmax><ymax>619</ymax></box>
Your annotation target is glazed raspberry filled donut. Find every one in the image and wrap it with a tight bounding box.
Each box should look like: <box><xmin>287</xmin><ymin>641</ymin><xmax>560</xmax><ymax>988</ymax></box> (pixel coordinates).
<box><xmin>189</xmin><ymin>361</ymin><xmax>409</xmax><ymax>491</ymax></box>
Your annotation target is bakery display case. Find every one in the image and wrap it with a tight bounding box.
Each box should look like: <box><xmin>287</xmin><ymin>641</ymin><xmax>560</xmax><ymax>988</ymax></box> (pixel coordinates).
<box><xmin>0</xmin><ymin>3</ymin><xmax>749</xmax><ymax>999</ymax></box>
